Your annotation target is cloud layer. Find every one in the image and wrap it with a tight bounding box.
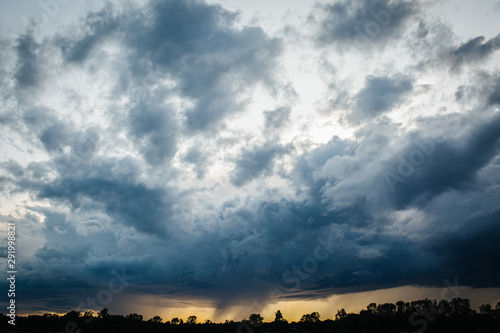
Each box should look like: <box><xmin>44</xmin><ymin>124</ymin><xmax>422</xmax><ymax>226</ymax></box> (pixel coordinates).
<box><xmin>1</xmin><ymin>0</ymin><xmax>499</xmax><ymax>315</ymax></box>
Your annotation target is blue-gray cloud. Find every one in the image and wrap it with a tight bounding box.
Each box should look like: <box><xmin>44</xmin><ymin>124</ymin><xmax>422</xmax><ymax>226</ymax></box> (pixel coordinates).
<box><xmin>314</xmin><ymin>0</ymin><xmax>418</xmax><ymax>47</ymax></box>
<box><xmin>0</xmin><ymin>0</ymin><xmax>499</xmax><ymax>316</ymax></box>
<box><xmin>263</xmin><ymin>107</ymin><xmax>291</xmax><ymax>130</ymax></box>
<box><xmin>231</xmin><ymin>143</ymin><xmax>291</xmax><ymax>186</ymax></box>
<box><xmin>14</xmin><ymin>30</ymin><xmax>40</xmax><ymax>88</ymax></box>
<box><xmin>349</xmin><ymin>75</ymin><xmax>413</xmax><ymax>123</ymax></box>
<box><xmin>450</xmin><ymin>34</ymin><xmax>500</xmax><ymax>71</ymax></box>
<box><xmin>488</xmin><ymin>78</ymin><xmax>500</xmax><ymax>105</ymax></box>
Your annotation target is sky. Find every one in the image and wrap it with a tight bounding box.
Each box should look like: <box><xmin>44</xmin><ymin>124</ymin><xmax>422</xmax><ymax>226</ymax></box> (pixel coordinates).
<box><xmin>1</xmin><ymin>0</ymin><xmax>500</xmax><ymax>323</ymax></box>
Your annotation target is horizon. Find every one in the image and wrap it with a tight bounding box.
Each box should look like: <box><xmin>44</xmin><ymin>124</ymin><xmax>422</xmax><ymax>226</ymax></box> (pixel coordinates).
<box><xmin>12</xmin><ymin>290</ymin><xmax>500</xmax><ymax>323</ymax></box>
<box><xmin>8</xmin><ymin>282</ymin><xmax>500</xmax><ymax>323</ymax></box>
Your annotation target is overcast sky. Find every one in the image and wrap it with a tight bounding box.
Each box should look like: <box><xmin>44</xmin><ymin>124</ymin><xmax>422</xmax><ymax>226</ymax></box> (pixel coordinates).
<box><xmin>1</xmin><ymin>0</ymin><xmax>500</xmax><ymax>322</ymax></box>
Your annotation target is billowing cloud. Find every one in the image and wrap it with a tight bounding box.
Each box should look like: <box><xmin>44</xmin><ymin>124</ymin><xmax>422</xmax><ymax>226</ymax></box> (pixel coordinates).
<box><xmin>0</xmin><ymin>0</ymin><xmax>499</xmax><ymax>317</ymax></box>
<box><xmin>349</xmin><ymin>75</ymin><xmax>413</xmax><ymax>123</ymax></box>
<box><xmin>231</xmin><ymin>143</ymin><xmax>291</xmax><ymax>186</ymax></box>
<box><xmin>263</xmin><ymin>106</ymin><xmax>291</xmax><ymax>130</ymax></box>
<box><xmin>14</xmin><ymin>30</ymin><xmax>40</xmax><ymax>88</ymax></box>
<box><xmin>450</xmin><ymin>34</ymin><xmax>500</xmax><ymax>71</ymax></box>
<box><xmin>314</xmin><ymin>0</ymin><xmax>418</xmax><ymax>47</ymax></box>
<box><xmin>488</xmin><ymin>78</ymin><xmax>500</xmax><ymax>105</ymax></box>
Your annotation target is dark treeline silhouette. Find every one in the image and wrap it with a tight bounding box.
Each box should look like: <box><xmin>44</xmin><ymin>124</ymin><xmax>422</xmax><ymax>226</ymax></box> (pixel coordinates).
<box><xmin>2</xmin><ymin>298</ymin><xmax>500</xmax><ymax>332</ymax></box>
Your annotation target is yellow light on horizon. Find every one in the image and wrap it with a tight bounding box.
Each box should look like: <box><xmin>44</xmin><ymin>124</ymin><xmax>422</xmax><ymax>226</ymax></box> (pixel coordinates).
<box><xmin>84</xmin><ymin>285</ymin><xmax>500</xmax><ymax>323</ymax></box>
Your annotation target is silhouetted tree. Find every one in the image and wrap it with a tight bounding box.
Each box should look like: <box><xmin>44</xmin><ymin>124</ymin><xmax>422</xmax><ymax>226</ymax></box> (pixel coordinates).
<box><xmin>98</xmin><ymin>308</ymin><xmax>109</xmax><ymax>318</ymax></box>
<box><xmin>3</xmin><ymin>297</ymin><xmax>499</xmax><ymax>333</ymax></box>
<box><xmin>249</xmin><ymin>313</ymin><xmax>264</xmax><ymax>326</ymax></box>
<box><xmin>187</xmin><ymin>315</ymin><xmax>197</xmax><ymax>324</ymax></box>
<box><xmin>126</xmin><ymin>313</ymin><xmax>143</xmax><ymax>321</ymax></box>
<box><xmin>367</xmin><ymin>302</ymin><xmax>377</xmax><ymax>314</ymax></box>
<box><xmin>480</xmin><ymin>304</ymin><xmax>492</xmax><ymax>315</ymax></box>
<box><xmin>149</xmin><ymin>315</ymin><xmax>162</xmax><ymax>323</ymax></box>
<box><xmin>64</xmin><ymin>310</ymin><xmax>81</xmax><ymax>321</ymax></box>
<box><xmin>449</xmin><ymin>297</ymin><xmax>472</xmax><ymax>316</ymax></box>
<box><xmin>274</xmin><ymin>310</ymin><xmax>285</xmax><ymax>322</ymax></box>
<box><xmin>272</xmin><ymin>310</ymin><xmax>288</xmax><ymax>333</ymax></box>
<box><xmin>300</xmin><ymin>312</ymin><xmax>320</xmax><ymax>322</ymax></box>
<box><xmin>396</xmin><ymin>300</ymin><xmax>408</xmax><ymax>314</ymax></box>
<box><xmin>43</xmin><ymin>313</ymin><xmax>59</xmax><ymax>319</ymax></box>
<box><xmin>377</xmin><ymin>302</ymin><xmax>396</xmax><ymax>316</ymax></box>
<box><xmin>335</xmin><ymin>309</ymin><xmax>347</xmax><ymax>320</ymax></box>
<box><xmin>83</xmin><ymin>310</ymin><xmax>94</xmax><ymax>318</ymax></box>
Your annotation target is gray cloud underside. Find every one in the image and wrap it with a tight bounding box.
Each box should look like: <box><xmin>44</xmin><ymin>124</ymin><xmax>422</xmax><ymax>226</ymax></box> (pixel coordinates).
<box><xmin>0</xmin><ymin>0</ymin><xmax>499</xmax><ymax>312</ymax></box>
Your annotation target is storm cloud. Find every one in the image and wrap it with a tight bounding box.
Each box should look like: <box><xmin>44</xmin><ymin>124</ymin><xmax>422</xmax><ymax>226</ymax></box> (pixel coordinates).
<box><xmin>0</xmin><ymin>0</ymin><xmax>499</xmax><ymax>317</ymax></box>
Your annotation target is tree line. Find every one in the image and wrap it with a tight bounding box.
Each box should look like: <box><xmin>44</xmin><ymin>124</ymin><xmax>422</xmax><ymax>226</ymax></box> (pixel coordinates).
<box><xmin>2</xmin><ymin>297</ymin><xmax>500</xmax><ymax>332</ymax></box>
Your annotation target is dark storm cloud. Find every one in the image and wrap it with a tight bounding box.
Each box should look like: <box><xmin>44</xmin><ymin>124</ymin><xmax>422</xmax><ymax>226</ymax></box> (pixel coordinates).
<box><xmin>2</xmin><ymin>148</ymin><xmax>173</xmax><ymax>238</ymax></box>
<box><xmin>20</xmin><ymin>107</ymin><xmax>100</xmax><ymax>163</ymax></box>
<box><xmin>289</xmin><ymin>234</ymin><xmax>435</xmax><ymax>292</ymax></box>
<box><xmin>1</xmin><ymin>160</ymin><xmax>24</xmax><ymax>178</ymax></box>
<box><xmin>265</xmin><ymin>115</ymin><xmax>500</xmax><ymax>295</ymax></box>
<box><xmin>206</xmin><ymin>199</ymin><xmax>437</xmax><ymax>302</ymax></box>
<box><xmin>123</xmin><ymin>0</ymin><xmax>238</xmax><ymax>69</ymax></box>
<box><xmin>307</xmin><ymin>113</ymin><xmax>500</xmax><ymax>219</ymax></box>
<box><xmin>231</xmin><ymin>143</ymin><xmax>291</xmax><ymax>186</ymax></box>
<box><xmin>128</xmin><ymin>99</ymin><xmax>178</xmax><ymax>165</ymax></box>
<box><xmin>2</xmin><ymin>0</ymin><xmax>500</xmax><ymax>315</ymax></box>
<box><xmin>488</xmin><ymin>78</ymin><xmax>500</xmax><ymax>105</ymax></box>
<box><xmin>4</xmin><ymin>113</ymin><xmax>500</xmax><ymax>309</ymax></box>
<box><xmin>350</xmin><ymin>75</ymin><xmax>413</xmax><ymax>123</ymax></box>
<box><xmin>450</xmin><ymin>34</ymin><xmax>500</xmax><ymax>71</ymax></box>
<box><xmin>38</xmin><ymin>177</ymin><xmax>171</xmax><ymax>235</ymax></box>
<box><xmin>56</xmin><ymin>0</ymin><xmax>282</xmax><ymax>144</ymax></box>
<box><xmin>0</xmin><ymin>210</ymin><xmax>121</xmax><ymax>311</ymax></box>
<box><xmin>387</xmin><ymin>114</ymin><xmax>500</xmax><ymax>209</ymax></box>
<box><xmin>120</xmin><ymin>0</ymin><xmax>282</xmax><ymax>132</ymax></box>
<box><xmin>58</xmin><ymin>4</ymin><xmax>118</xmax><ymax>63</ymax></box>
<box><xmin>0</xmin><ymin>0</ymin><xmax>284</xmax><ymax>308</ymax></box>
<box><xmin>39</xmin><ymin>122</ymin><xmax>72</xmax><ymax>152</ymax></box>
<box><xmin>315</xmin><ymin>0</ymin><xmax>418</xmax><ymax>46</ymax></box>
<box><xmin>183</xmin><ymin>146</ymin><xmax>209</xmax><ymax>179</ymax></box>
<box><xmin>14</xmin><ymin>30</ymin><xmax>40</xmax><ymax>88</ymax></box>
<box><xmin>424</xmin><ymin>206</ymin><xmax>500</xmax><ymax>287</ymax></box>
